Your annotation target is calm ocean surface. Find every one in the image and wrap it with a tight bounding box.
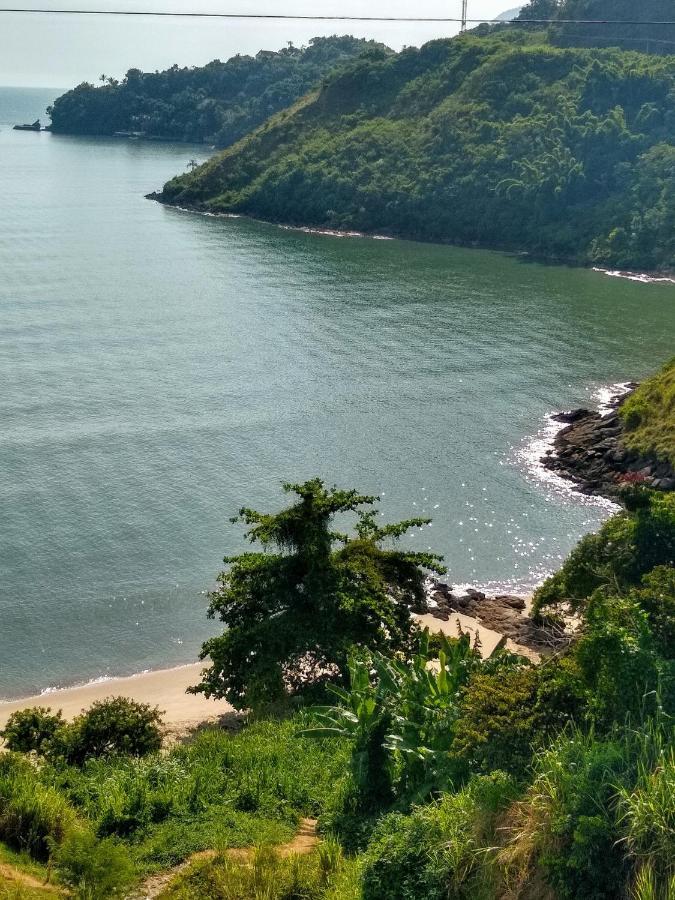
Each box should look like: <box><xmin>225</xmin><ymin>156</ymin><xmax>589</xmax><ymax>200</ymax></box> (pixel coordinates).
<box><xmin>1</xmin><ymin>86</ymin><xmax>674</xmax><ymax>699</ymax></box>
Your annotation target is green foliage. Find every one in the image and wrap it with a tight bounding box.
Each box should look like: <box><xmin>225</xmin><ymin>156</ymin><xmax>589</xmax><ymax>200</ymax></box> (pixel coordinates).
<box><xmin>43</xmin><ymin>717</ymin><xmax>347</xmax><ymax>871</ymax></box>
<box><xmin>361</xmin><ymin>773</ymin><xmax>515</xmax><ymax>900</ymax></box>
<box><xmin>632</xmin><ymin>566</ymin><xmax>675</xmax><ymax>659</ymax></box>
<box><xmin>574</xmin><ymin>594</ymin><xmax>665</xmax><ymax>726</ymax></box>
<box><xmin>543</xmin><ymin>0</ymin><xmax>675</xmax><ymax>56</ymax></box>
<box><xmin>193</xmin><ymin>478</ymin><xmax>444</xmax><ymax>710</ymax></box>
<box><xmin>453</xmin><ymin>658</ymin><xmax>583</xmax><ymax>775</ymax></box>
<box><xmin>48</xmin><ymin>37</ymin><xmax>389</xmax><ymax>146</ymax></box>
<box><xmin>305</xmin><ymin>631</ymin><xmax>481</xmax><ymax>807</ymax></box>
<box><xmin>161</xmin><ymin>839</ymin><xmax>347</xmax><ymax>900</ymax></box>
<box><xmin>0</xmin><ymin>754</ymin><xmax>77</xmax><ymax>860</ymax></box>
<box><xmin>619</xmin><ymin>741</ymin><xmax>675</xmax><ymax>897</ymax></box>
<box><xmin>532</xmin><ymin>490</ymin><xmax>675</xmax><ymax>616</ymax></box>
<box><xmin>0</xmin><ymin>708</ymin><xmax>64</xmax><ymax>755</ymax></box>
<box><xmin>499</xmin><ymin>720</ymin><xmax>673</xmax><ymax>900</ymax></box>
<box><xmin>52</xmin><ymin>828</ymin><xmax>136</xmax><ymax>899</ymax></box>
<box><xmin>161</xmin><ymin>33</ymin><xmax>675</xmax><ymax>271</ymax></box>
<box><xmin>52</xmin><ymin>697</ymin><xmax>163</xmax><ymax>766</ymax></box>
<box><xmin>620</xmin><ymin>358</ymin><xmax>675</xmax><ymax>467</ymax></box>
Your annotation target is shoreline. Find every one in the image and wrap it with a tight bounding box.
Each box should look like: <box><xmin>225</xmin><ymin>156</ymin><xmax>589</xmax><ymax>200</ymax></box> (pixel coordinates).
<box><xmin>150</xmin><ymin>196</ymin><xmax>675</xmax><ymax>282</ymax></box>
<box><xmin>0</xmin><ymin>663</ymin><xmax>234</xmax><ymax>733</ymax></box>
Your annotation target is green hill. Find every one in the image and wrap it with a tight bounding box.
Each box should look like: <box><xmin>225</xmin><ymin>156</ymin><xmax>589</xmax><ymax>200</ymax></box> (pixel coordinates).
<box><xmin>621</xmin><ymin>357</ymin><xmax>675</xmax><ymax>467</ymax></box>
<box><xmin>548</xmin><ymin>0</ymin><xmax>675</xmax><ymax>56</ymax></box>
<box><xmin>157</xmin><ymin>31</ymin><xmax>675</xmax><ymax>271</ymax></box>
<box><xmin>47</xmin><ymin>36</ymin><xmax>389</xmax><ymax>146</ymax></box>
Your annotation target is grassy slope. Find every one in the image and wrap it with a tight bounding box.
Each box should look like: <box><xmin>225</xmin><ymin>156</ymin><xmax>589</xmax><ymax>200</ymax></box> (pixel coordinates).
<box><xmin>0</xmin><ymin>844</ymin><xmax>58</xmax><ymax>898</ymax></box>
<box><xmin>159</xmin><ymin>32</ymin><xmax>675</xmax><ymax>269</ymax></box>
<box><xmin>621</xmin><ymin>358</ymin><xmax>675</xmax><ymax>467</ymax></box>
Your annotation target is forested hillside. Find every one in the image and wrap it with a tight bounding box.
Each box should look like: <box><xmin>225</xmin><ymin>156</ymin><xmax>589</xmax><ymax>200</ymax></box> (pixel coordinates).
<box><xmin>158</xmin><ymin>31</ymin><xmax>675</xmax><ymax>271</ymax></box>
<box><xmin>47</xmin><ymin>36</ymin><xmax>389</xmax><ymax>146</ymax></box>
<box><xmin>520</xmin><ymin>0</ymin><xmax>675</xmax><ymax>56</ymax></box>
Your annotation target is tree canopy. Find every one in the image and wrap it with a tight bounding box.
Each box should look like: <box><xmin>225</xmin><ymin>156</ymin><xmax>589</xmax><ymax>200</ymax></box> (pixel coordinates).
<box><xmin>192</xmin><ymin>478</ymin><xmax>444</xmax><ymax>710</ymax></box>
<box><xmin>47</xmin><ymin>37</ymin><xmax>390</xmax><ymax>146</ymax></box>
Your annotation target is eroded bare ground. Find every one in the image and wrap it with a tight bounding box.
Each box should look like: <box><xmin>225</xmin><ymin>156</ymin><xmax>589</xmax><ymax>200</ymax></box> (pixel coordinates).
<box><xmin>136</xmin><ymin>818</ymin><xmax>319</xmax><ymax>900</ymax></box>
<box><xmin>0</xmin><ymin>862</ymin><xmax>63</xmax><ymax>894</ymax></box>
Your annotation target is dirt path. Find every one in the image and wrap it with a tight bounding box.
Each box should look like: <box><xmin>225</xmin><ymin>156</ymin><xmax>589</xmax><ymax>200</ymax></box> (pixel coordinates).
<box><xmin>137</xmin><ymin>818</ymin><xmax>319</xmax><ymax>899</ymax></box>
<box><xmin>0</xmin><ymin>862</ymin><xmax>62</xmax><ymax>894</ymax></box>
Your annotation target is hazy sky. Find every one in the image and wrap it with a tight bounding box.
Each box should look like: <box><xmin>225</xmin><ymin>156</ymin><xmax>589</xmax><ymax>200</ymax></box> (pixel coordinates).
<box><xmin>1</xmin><ymin>0</ymin><xmax>519</xmax><ymax>87</ymax></box>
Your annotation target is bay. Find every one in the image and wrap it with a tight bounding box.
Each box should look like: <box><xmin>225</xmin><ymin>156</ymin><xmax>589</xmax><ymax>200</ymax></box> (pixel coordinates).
<box><xmin>1</xmin><ymin>87</ymin><xmax>674</xmax><ymax>699</ymax></box>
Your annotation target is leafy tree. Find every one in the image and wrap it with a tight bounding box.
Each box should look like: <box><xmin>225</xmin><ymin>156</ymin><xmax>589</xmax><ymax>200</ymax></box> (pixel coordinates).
<box><xmin>192</xmin><ymin>479</ymin><xmax>444</xmax><ymax>710</ymax></box>
<box><xmin>53</xmin><ymin>697</ymin><xmax>164</xmax><ymax>765</ymax></box>
<box><xmin>1</xmin><ymin>706</ymin><xmax>64</xmax><ymax>754</ymax></box>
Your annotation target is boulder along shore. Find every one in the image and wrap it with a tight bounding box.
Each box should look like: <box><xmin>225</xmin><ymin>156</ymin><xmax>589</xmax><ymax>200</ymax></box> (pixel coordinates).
<box><xmin>541</xmin><ymin>386</ymin><xmax>675</xmax><ymax>501</ymax></box>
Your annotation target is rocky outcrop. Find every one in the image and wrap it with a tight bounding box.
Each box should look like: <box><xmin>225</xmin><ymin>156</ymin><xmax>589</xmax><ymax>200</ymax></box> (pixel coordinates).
<box><xmin>541</xmin><ymin>390</ymin><xmax>675</xmax><ymax>500</ymax></box>
<box><xmin>425</xmin><ymin>581</ymin><xmax>572</xmax><ymax>657</ymax></box>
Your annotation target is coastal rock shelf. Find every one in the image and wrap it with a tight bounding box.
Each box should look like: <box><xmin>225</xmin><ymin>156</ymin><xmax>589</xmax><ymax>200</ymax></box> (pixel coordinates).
<box><xmin>422</xmin><ymin>581</ymin><xmax>572</xmax><ymax>660</ymax></box>
<box><xmin>541</xmin><ymin>391</ymin><xmax>675</xmax><ymax>501</ymax></box>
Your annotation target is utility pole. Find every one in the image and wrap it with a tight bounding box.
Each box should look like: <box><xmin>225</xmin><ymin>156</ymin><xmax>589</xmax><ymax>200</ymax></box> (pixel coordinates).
<box><xmin>460</xmin><ymin>0</ymin><xmax>468</xmax><ymax>32</ymax></box>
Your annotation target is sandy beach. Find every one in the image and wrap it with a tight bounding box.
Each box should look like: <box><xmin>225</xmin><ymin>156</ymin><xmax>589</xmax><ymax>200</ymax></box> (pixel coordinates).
<box><xmin>0</xmin><ymin>663</ymin><xmax>234</xmax><ymax>733</ymax></box>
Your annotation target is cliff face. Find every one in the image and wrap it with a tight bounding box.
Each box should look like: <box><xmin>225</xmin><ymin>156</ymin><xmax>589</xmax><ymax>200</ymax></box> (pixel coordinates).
<box><xmin>156</xmin><ymin>34</ymin><xmax>675</xmax><ymax>271</ymax></box>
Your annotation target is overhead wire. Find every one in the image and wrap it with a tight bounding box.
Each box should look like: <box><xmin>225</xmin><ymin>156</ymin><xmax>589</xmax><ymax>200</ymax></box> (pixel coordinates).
<box><xmin>0</xmin><ymin>8</ymin><xmax>674</xmax><ymax>25</ymax></box>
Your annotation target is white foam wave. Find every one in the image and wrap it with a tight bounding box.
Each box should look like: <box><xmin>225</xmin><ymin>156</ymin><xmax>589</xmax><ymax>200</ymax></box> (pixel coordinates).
<box><xmin>591</xmin><ymin>381</ymin><xmax>633</xmax><ymax>415</ymax></box>
<box><xmin>512</xmin><ymin>385</ymin><xmax>627</xmax><ymax>514</ymax></box>
<box><xmin>593</xmin><ymin>268</ymin><xmax>675</xmax><ymax>285</ymax></box>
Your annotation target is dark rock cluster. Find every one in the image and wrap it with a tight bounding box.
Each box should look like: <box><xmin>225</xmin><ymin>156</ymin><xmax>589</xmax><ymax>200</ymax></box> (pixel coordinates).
<box><xmin>426</xmin><ymin>581</ymin><xmax>570</xmax><ymax>655</ymax></box>
<box><xmin>542</xmin><ymin>391</ymin><xmax>674</xmax><ymax>500</ymax></box>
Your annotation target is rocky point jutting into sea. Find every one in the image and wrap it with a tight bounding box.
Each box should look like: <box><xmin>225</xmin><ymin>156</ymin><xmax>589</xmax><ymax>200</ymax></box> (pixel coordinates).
<box><xmin>542</xmin><ymin>388</ymin><xmax>675</xmax><ymax>501</ymax></box>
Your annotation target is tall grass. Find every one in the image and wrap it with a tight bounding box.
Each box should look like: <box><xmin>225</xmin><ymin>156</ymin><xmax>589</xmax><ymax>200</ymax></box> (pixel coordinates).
<box><xmin>0</xmin><ymin>756</ymin><xmax>76</xmax><ymax>861</ymax></box>
<box><xmin>498</xmin><ymin>719</ymin><xmax>674</xmax><ymax>900</ymax></box>
<box><xmin>162</xmin><ymin>841</ymin><xmax>346</xmax><ymax>900</ymax></box>
<box><xmin>620</xmin><ymin>738</ymin><xmax>674</xmax><ymax>898</ymax></box>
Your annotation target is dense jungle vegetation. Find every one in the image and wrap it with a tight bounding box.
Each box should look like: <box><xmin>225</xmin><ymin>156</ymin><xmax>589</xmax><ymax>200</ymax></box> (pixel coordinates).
<box><xmin>1</xmin><ymin>472</ymin><xmax>673</xmax><ymax>899</ymax></box>
<box><xmin>159</xmin><ymin>15</ymin><xmax>675</xmax><ymax>270</ymax></box>
<box><xmin>47</xmin><ymin>36</ymin><xmax>389</xmax><ymax>146</ymax></box>
<box><xmin>528</xmin><ymin>0</ymin><xmax>675</xmax><ymax>56</ymax></box>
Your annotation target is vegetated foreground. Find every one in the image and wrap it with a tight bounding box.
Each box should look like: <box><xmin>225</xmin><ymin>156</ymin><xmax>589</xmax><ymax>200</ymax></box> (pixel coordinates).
<box><xmin>1</xmin><ymin>455</ymin><xmax>673</xmax><ymax>898</ymax></box>
<box><xmin>158</xmin><ymin>19</ymin><xmax>675</xmax><ymax>271</ymax></box>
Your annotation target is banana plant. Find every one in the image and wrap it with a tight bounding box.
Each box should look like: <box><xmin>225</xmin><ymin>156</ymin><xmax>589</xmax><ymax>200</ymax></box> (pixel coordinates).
<box><xmin>304</xmin><ymin>628</ymin><xmax>482</xmax><ymax>802</ymax></box>
<box><xmin>302</xmin><ymin>653</ymin><xmax>394</xmax><ymax>805</ymax></box>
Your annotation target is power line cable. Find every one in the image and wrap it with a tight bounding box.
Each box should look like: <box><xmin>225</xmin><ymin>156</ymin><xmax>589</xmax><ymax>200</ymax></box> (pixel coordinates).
<box><xmin>0</xmin><ymin>8</ymin><xmax>674</xmax><ymax>25</ymax></box>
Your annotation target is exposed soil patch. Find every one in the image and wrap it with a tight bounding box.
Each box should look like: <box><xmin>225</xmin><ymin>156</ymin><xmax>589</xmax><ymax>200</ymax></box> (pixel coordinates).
<box><xmin>0</xmin><ymin>862</ymin><xmax>62</xmax><ymax>894</ymax></box>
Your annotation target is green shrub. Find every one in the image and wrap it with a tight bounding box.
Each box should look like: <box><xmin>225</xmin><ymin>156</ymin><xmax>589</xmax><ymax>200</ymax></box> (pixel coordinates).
<box><xmin>0</xmin><ymin>764</ymin><xmax>77</xmax><ymax>861</ymax></box>
<box><xmin>1</xmin><ymin>708</ymin><xmax>64</xmax><ymax>755</ymax></box>
<box><xmin>632</xmin><ymin>566</ymin><xmax>675</xmax><ymax>659</ymax></box>
<box><xmin>54</xmin><ymin>697</ymin><xmax>163</xmax><ymax>765</ymax></box>
<box><xmin>533</xmin><ymin>491</ymin><xmax>675</xmax><ymax>617</ymax></box>
<box><xmin>361</xmin><ymin>773</ymin><xmax>514</xmax><ymax>900</ymax></box>
<box><xmin>452</xmin><ymin>659</ymin><xmax>583</xmax><ymax>776</ymax></box>
<box><xmin>574</xmin><ymin>594</ymin><xmax>663</xmax><ymax>726</ymax></box>
<box><xmin>52</xmin><ymin>828</ymin><xmax>136</xmax><ymax>899</ymax></box>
